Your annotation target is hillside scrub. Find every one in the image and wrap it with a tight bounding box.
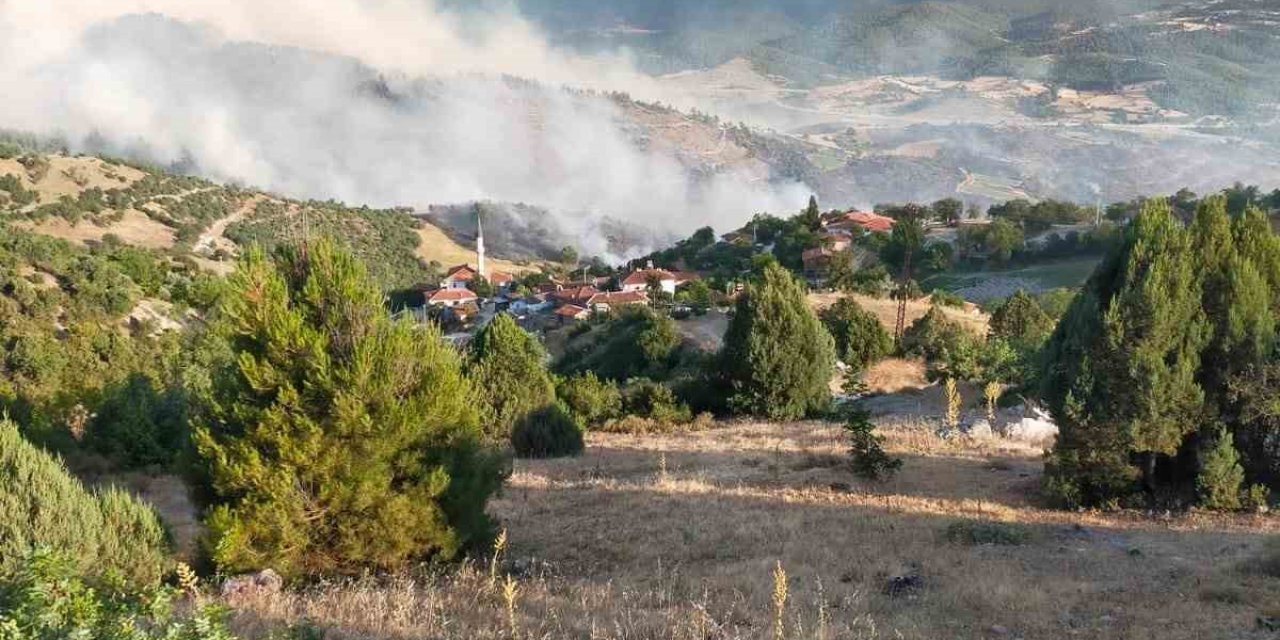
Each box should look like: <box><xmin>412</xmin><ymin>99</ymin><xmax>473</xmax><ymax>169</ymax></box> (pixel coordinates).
<box><xmin>555</xmin><ymin>306</ymin><xmax>688</xmax><ymax>382</ymax></box>
<box><xmin>511</xmin><ymin>402</ymin><xmax>584</xmax><ymax>459</ymax></box>
<box><xmin>1042</xmin><ymin>197</ymin><xmax>1280</xmax><ymax>508</ymax></box>
<box><xmin>194</xmin><ymin>239</ymin><xmax>505</xmax><ymax>579</ymax></box>
<box><xmin>0</xmin><ymin>418</ymin><xmax>169</xmax><ymax>586</ymax></box>
<box><xmin>720</xmin><ymin>261</ymin><xmax>835</xmax><ymax>420</ymax></box>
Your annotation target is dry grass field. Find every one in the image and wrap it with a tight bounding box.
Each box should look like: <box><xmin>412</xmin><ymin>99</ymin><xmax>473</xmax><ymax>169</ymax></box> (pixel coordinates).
<box><xmin>808</xmin><ymin>292</ymin><xmax>990</xmax><ymax>338</ymax></box>
<box><xmin>226</xmin><ymin>419</ymin><xmax>1280</xmax><ymax>640</ymax></box>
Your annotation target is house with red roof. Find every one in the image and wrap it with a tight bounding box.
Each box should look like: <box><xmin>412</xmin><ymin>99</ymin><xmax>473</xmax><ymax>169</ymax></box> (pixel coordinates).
<box><xmin>441</xmin><ymin>264</ymin><xmax>479</xmax><ymax>290</ymax></box>
<box><xmin>587</xmin><ymin>290</ymin><xmax>648</xmax><ymax>314</ymax></box>
<box><xmin>620</xmin><ymin>266</ymin><xmax>699</xmax><ymax>295</ymax></box>
<box><xmin>425</xmin><ymin>287</ymin><xmax>478</xmax><ymax>308</ymax></box>
<box><xmin>554</xmin><ymin>304</ymin><xmax>590</xmax><ymax>324</ymax></box>
<box><xmin>550</xmin><ymin>286</ymin><xmax>600</xmax><ymax>307</ymax></box>
<box><xmin>826</xmin><ymin>210</ymin><xmax>896</xmax><ymax>234</ymax></box>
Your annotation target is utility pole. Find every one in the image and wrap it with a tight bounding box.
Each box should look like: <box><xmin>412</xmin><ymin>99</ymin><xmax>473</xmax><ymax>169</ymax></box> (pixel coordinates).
<box><xmin>893</xmin><ymin>230</ymin><xmax>914</xmax><ymax>347</ymax></box>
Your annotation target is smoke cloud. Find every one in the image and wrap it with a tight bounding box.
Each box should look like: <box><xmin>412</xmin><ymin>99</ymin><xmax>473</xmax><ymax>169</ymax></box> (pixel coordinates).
<box><xmin>0</xmin><ymin>1</ymin><xmax>809</xmax><ymax>258</ymax></box>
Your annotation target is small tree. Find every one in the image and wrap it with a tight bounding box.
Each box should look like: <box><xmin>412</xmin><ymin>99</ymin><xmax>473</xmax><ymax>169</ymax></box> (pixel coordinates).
<box><xmin>845</xmin><ymin>409</ymin><xmax>901</xmax><ymax>480</ymax></box>
<box><xmin>989</xmin><ymin>290</ymin><xmax>1053</xmax><ymax>344</ymax></box>
<box><xmin>1199</xmin><ymin>428</ymin><xmax>1244</xmax><ymax>510</ymax></box>
<box><xmin>820</xmin><ymin>297</ymin><xmax>892</xmax><ymax>371</ymax></box>
<box><xmin>469</xmin><ymin>313</ymin><xmax>556</xmax><ymax>442</ymax></box>
<box><xmin>196</xmin><ymin>239</ymin><xmax>505</xmax><ymax>578</ymax></box>
<box><xmin>720</xmin><ymin>262</ymin><xmax>835</xmax><ymax>420</ymax></box>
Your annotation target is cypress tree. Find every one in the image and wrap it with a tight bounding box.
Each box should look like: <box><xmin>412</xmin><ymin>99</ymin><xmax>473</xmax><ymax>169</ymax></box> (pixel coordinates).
<box><xmin>468</xmin><ymin>313</ymin><xmax>556</xmax><ymax>442</ymax></box>
<box><xmin>195</xmin><ymin>239</ymin><xmax>504</xmax><ymax>578</ymax></box>
<box><xmin>720</xmin><ymin>262</ymin><xmax>835</xmax><ymax>420</ymax></box>
<box><xmin>1042</xmin><ymin>199</ymin><xmax>1209</xmax><ymax>505</ymax></box>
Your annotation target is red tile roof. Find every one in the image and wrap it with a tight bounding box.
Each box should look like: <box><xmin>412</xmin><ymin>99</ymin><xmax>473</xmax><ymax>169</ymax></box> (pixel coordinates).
<box><xmin>554</xmin><ymin>304</ymin><xmax>589</xmax><ymax>319</ymax></box>
<box><xmin>622</xmin><ymin>268</ymin><xmax>677</xmax><ymax>287</ymax></box>
<box><xmin>489</xmin><ymin>271</ymin><xmax>514</xmax><ymax>285</ymax></box>
<box><xmin>830</xmin><ymin>211</ymin><xmax>895</xmax><ymax>233</ymax></box>
<box><xmin>427</xmin><ymin>288</ymin><xmax>478</xmax><ymax>303</ymax></box>
<box><xmin>443</xmin><ymin>264</ymin><xmax>478</xmax><ymax>282</ymax></box>
<box><xmin>551</xmin><ymin>286</ymin><xmax>600</xmax><ymax>305</ymax></box>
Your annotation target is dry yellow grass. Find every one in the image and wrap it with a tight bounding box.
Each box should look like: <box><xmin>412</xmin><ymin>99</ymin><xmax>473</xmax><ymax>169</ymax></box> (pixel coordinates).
<box><xmin>809</xmin><ymin>292</ymin><xmax>989</xmax><ymax>337</ymax></box>
<box><xmin>17</xmin><ymin>208</ymin><xmax>176</xmax><ymax>249</ymax></box>
<box><xmin>225</xmin><ymin>420</ymin><xmax>1280</xmax><ymax>640</ymax></box>
<box><xmin>414</xmin><ymin>224</ymin><xmax>539</xmax><ymax>275</ymax></box>
<box><xmin>0</xmin><ymin>155</ymin><xmax>145</xmax><ymax>204</ymax></box>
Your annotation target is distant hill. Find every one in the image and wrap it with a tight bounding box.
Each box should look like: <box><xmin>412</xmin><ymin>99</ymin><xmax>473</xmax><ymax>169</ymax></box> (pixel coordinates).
<box><xmin>0</xmin><ymin>147</ymin><xmax>535</xmax><ymax>290</ymax></box>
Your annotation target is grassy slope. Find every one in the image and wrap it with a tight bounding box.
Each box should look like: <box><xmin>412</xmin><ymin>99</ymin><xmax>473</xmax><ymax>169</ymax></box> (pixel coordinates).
<box><xmin>0</xmin><ymin>153</ymin><xmax>508</xmax><ymax>289</ymax></box>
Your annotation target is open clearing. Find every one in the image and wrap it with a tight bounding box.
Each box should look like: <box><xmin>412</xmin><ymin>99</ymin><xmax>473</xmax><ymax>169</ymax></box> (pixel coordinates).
<box><xmin>227</xmin><ymin>419</ymin><xmax>1279</xmax><ymax>640</ymax></box>
<box><xmin>925</xmin><ymin>258</ymin><xmax>1101</xmax><ymax>302</ymax></box>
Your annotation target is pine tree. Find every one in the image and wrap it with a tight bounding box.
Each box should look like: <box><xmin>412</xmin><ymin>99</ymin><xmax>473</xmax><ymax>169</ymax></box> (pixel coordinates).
<box><xmin>195</xmin><ymin>239</ymin><xmax>505</xmax><ymax>578</ymax></box>
<box><xmin>469</xmin><ymin>313</ymin><xmax>556</xmax><ymax>442</ymax></box>
<box><xmin>1042</xmin><ymin>199</ymin><xmax>1209</xmax><ymax>505</ymax></box>
<box><xmin>720</xmin><ymin>262</ymin><xmax>835</xmax><ymax>420</ymax></box>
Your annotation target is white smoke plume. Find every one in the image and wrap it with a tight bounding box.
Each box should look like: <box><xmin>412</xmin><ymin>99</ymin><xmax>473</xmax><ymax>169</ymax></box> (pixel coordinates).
<box><xmin>0</xmin><ymin>1</ymin><xmax>810</xmax><ymax>257</ymax></box>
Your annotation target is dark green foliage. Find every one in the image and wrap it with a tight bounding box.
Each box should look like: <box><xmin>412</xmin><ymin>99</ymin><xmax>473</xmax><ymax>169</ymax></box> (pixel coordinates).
<box><xmin>930</xmin><ymin>289</ymin><xmax>965</xmax><ymax>308</ymax></box>
<box><xmin>844</xmin><ymin>409</ymin><xmax>901</xmax><ymax>481</ymax></box>
<box><xmin>880</xmin><ymin>216</ymin><xmax>925</xmax><ymax>275</ymax></box>
<box><xmin>1198</xmin><ymin>428</ymin><xmax>1244</xmax><ymax>511</ymax></box>
<box><xmin>195</xmin><ymin>239</ymin><xmax>504</xmax><ymax>578</ymax></box>
<box><xmin>226</xmin><ymin>199</ymin><xmax>430</xmax><ymax>290</ymax></box>
<box><xmin>511</xmin><ymin>402</ymin><xmax>584</xmax><ymax>459</ymax></box>
<box><xmin>1228</xmin><ymin>361</ymin><xmax>1280</xmax><ymax>488</ymax></box>
<box><xmin>557</xmin><ymin>372</ymin><xmax>622</xmax><ymax>427</ymax></box>
<box><xmin>556</xmin><ymin>306</ymin><xmax>685</xmax><ymax>382</ymax></box>
<box><xmin>620</xmin><ymin>378</ymin><xmax>693</xmax><ymax>425</ymax></box>
<box><xmin>0</xmin><ymin>419</ymin><xmax>169</xmax><ymax>586</ymax></box>
<box><xmin>989</xmin><ymin>290</ymin><xmax>1053</xmax><ymax>343</ymax></box>
<box><xmin>85</xmin><ymin>373</ymin><xmax>188</xmax><ymax>469</ymax></box>
<box><xmin>1042</xmin><ymin>198</ymin><xmax>1250</xmax><ymax>507</ymax></box>
<box><xmin>959</xmin><ymin>218</ymin><xmax>1024</xmax><ymax>263</ymax></box>
<box><xmin>821</xmin><ymin>298</ymin><xmax>892</xmax><ymax>371</ymax></box>
<box><xmin>0</xmin><ymin>551</ymin><xmax>240</xmax><ymax>639</ymax></box>
<box><xmin>943</xmin><ymin>521</ymin><xmax>1032</xmax><ymax>546</ymax></box>
<box><xmin>469</xmin><ymin>314</ymin><xmax>556</xmax><ymax>442</ymax></box>
<box><xmin>901</xmin><ymin>306</ymin><xmax>976</xmax><ymax>363</ymax></box>
<box><xmin>720</xmin><ymin>262</ymin><xmax>835</xmax><ymax>420</ymax></box>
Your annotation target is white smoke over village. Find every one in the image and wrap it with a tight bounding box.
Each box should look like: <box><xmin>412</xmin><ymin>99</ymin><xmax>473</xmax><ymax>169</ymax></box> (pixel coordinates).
<box><xmin>0</xmin><ymin>0</ymin><xmax>810</xmax><ymax>258</ymax></box>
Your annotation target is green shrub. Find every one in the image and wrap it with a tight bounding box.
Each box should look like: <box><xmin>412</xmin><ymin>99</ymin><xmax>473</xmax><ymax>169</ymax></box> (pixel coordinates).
<box><xmin>511</xmin><ymin>403</ymin><xmax>584</xmax><ymax>459</ymax></box>
<box><xmin>556</xmin><ymin>306</ymin><xmax>683</xmax><ymax>382</ymax></box>
<box><xmin>844</xmin><ymin>409</ymin><xmax>901</xmax><ymax>481</ymax></box>
<box><xmin>930</xmin><ymin>289</ymin><xmax>966</xmax><ymax>308</ymax></box>
<box><xmin>943</xmin><ymin>521</ymin><xmax>1032</xmax><ymax>546</ymax></box>
<box><xmin>86</xmin><ymin>373</ymin><xmax>188</xmax><ymax>469</ymax></box>
<box><xmin>557</xmin><ymin>372</ymin><xmax>622</xmax><ymax>427</ymax></box>
<box><xmin>0</xmin><ymin>551</ymin><xmax>238</xmax><ymax>639</ymax></box>
<box><xmin>621</xmin><ymin>378</ymin><xmax>693</xmax><ymax>425</ymax></box>
<box><xmin>195</xmin><ymin>239</ymin><xmax>505</xmax><ymax>579</ymax></box>
<box><xmin>0</xmin><ymin>419</ymin><xmax>169</xmax><ymax>585</ymax></box>
<box><xmin>1199</xmin><ymin>429</ymin><xmax>1245</xmax><ymax>511</ymax></box>
<box><xmin>469</xmin><ymin>314</ymin><xmax>556</xmax><ymax>442</ymax></box>
<box><xmin>820</xmin><ymin>297</ymin><xmax>893</xmax><ymax>372</ymax></box>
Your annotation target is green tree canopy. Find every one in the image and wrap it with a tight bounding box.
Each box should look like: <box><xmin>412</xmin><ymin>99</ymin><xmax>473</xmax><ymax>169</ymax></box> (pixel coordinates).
<box><xmin>195</xmin><ymin>238</ymin><xmax>505</xmax><ymax>579</ymax></box>
<box><xmin>469</xmin><ymin>313</ymin><xmax>556</xmax><ymax>442</ymax></box>
<box><xmin>820</xmin><ymin>297</ymin><xmax>893</xmax><ymax>372</ymax></box>
<box><xmin>720</xmin><ymin>262</ymin><xmax>835</xmax><ymax>419</ymax></box>
<box><xmin>989</xmin><ymin>290</ymin><xmax>1054</xmax><ymax>344</ymax></box>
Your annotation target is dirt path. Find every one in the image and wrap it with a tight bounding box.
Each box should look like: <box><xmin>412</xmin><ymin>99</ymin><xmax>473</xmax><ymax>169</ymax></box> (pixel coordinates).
<box><xmin>194</xmin><ymin>194</ymin><xmax>262</xmax><ymax>256</ymax></box>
